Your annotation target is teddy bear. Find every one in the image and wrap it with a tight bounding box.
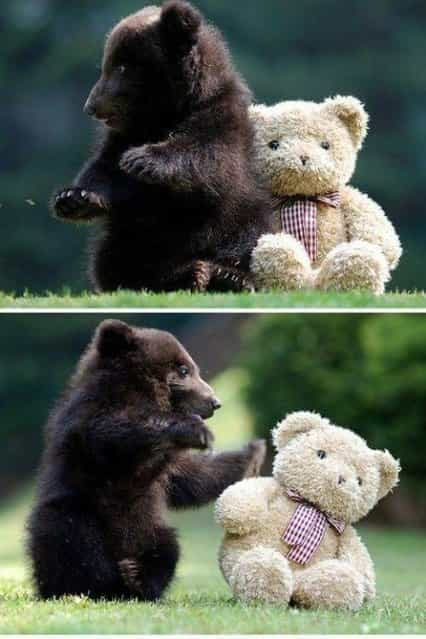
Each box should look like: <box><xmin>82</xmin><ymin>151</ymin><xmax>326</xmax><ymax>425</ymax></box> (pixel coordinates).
<box><xmin>249</xmin><ymin>97</ymin><xmax>402</xmax><ymax>295</ymax></box>
<box><xmin>215</xmin><ymin>411</ymin><xmax>400</xmax><ymax>610</ymax></box>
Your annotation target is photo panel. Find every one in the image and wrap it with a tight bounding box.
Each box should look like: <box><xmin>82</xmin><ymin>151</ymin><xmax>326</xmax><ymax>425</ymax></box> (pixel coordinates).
<box><xmin>0</xmin><ymin>313</ymin><xmax>424</xmax><ymax>634</ymax></box>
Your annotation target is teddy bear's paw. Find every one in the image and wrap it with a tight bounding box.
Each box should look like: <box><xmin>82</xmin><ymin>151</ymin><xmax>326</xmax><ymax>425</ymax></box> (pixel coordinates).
<box><xmin>251</xmin><ymin>233</ymin><xmax>312</xmax><ymax>291</ymax></box>
<box><xmin>230</xmin><ymin>547</ymin><xmax>293</xmax><ymax>604</ymax></box>
<box><xmin>315</xmin><ymin>241</ymin><xmax>390</xmax><ymax>295</ymax></box>
<box><xmin>293</xmin><ymin>559</ymin><xmax>365</xmax><ymax>611</ymax></box>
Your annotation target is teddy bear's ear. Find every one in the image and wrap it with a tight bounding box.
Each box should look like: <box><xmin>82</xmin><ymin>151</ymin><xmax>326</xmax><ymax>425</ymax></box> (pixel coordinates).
<box><xmin>374</xmin><ymin>449</ymin><xmax>400</xmax><ymax>501</ymax></box>
<box><xmin>273</xmin><ymin>411</ymin><xmax>329</xmax><ymax>450</ymax></box>
<box><xmin>324</xmin><ymin>95</ymin><xmax>369</xmax><ymax>150</ymax></box>
<box><xmin>248</xmin><ymin>104</ymin><xmax>270</xmax><ymax>127</ymax></box>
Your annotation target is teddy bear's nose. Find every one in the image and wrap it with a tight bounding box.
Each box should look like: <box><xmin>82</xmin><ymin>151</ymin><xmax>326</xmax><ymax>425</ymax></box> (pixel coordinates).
<box><xmin>338</xmin><ymin>475</ymin><xmax>346</xmax><ymax>485</ymax></box>
<box><xmin>300</xmin><ymin>155</ymin><xmax>309</xmax><ymax>166</ymax></box>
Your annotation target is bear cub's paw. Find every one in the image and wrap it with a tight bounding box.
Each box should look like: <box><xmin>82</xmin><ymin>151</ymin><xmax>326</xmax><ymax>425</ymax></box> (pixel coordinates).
<box><xmin>119</xmin><ymin>558</ymin><xmax>143</xmax><ymax>593</ymax></box>
<box><xmin>171</xmin><ymin>414</ymin><xmax>215</xmax><ymax>450</ymax></box>
<box><xmin>244</xmin><ymin>440</ymin><xmax>267</xmax><ymax>477</ymax></box>
<box><xmin>119</xmin><ymin>146</ymin><xmax>166</xmax><ymax>184</ymax></box>
<box><xmin>210</xmin><ymin>265</ymin><xmax>256</xmax><ymax>293</ymax></box>
<box><xmin>53</xmin><ymin>188</ymin><xmax>108</xmax><ymax>221</ymax></box>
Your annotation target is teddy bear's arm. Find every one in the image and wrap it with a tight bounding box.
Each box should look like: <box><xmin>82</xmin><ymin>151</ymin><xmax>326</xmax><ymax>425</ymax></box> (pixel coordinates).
<box><xmin>341</xmin><ymin>186</ymin><xmax>402</xmax><ymax>270</ymax></box>
<box><xmin>337</xmin><ymin>526</ymin><xmax>376</xmax><ymax>601</ymax></box>
<box><xmin>215</xmin><ymin>477</ymin><xmax>277</xmax><ymax>536</ymax></box>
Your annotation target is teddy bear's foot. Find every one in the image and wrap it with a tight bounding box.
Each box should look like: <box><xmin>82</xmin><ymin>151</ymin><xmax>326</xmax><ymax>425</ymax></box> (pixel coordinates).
<box><xmin>315</xmin><ymin>241</ymin><xmax>390</xmax><ymax>295</ymax></box>
<box><xmin>251</xmin><ymin>234</ymin><xmax>312</xmax><ymax>291</ymax></box>
<box><xmin>229</xmin><ymin>546</ymin><xmax>293</xmax><ymax>604</ymax></box>
<box><xmin>293</xmin><ymin>560</ymin><xmax>365</xmax><ymax>611</ymax></box>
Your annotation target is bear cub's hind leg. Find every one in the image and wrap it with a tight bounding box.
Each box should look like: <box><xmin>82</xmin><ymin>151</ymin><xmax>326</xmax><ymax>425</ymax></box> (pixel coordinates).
<box><xmin>157</xmin><ymin>261</ymin><xmax>254</xmax><ymax>294</ymax></box>
<box><xmin>119</xmin><ymin>526</ymin><xmax>180</xmax><ymax>602</ymax></box>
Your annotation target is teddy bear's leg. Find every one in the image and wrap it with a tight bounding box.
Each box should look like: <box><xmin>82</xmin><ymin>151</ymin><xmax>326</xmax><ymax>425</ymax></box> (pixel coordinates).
<box><xmin>229</xmin><ymin>546</ymin><xmax>294</xmax><ymax>604</ymax></box>
<box><xmin>315</xmin><ymin>240</ymin><xmax>390</xmax><ymax>295</ymax></box>
<box><xmin>292</xmin><ymin>559</ymin><xmax>365</xmax><ymax>611</ymax></box>
<box><xmin>251</xmin><ymin>234</ymin><xmax>312</xmax><ymax>291</ymax></box>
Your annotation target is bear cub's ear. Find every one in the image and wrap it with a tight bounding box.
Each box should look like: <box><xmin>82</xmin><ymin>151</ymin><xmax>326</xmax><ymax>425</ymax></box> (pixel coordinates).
<box><xmin>273</xmin><ymin>411</ymin><xmax>329</xmax><ymax>450</ymax></box>
<box><xmin>324</xmin><ymin>95</ymin><xmax>369</xmax><ymax>150</ymax></box>
<box><xmin>95</xmin><ymin>320</ymin><xmax>136</xmax><ymax>358</ymax></box>
<box><xmin>374</xmin><ymin>449</ymin><xmax>400</xmax><ymax>501</ymax></box>
<box><xmin>160</xmin><ymin>0</ymin><xmax>202</xmax><ymax>53</ymax></box>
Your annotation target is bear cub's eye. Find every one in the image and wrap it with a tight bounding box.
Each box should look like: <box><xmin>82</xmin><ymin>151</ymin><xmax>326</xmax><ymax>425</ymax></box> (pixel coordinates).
<box><xmin>118</xmin><ymin>65</ymin><xmax>126</xmax><ymax>75</ymax></box>
<box><xmin>317</xmin><ymin>450</ymin><xmax>327</xmax><ymax>459</ymax></box>
<box><xmin>178</xmin><ymin>365</ymin><xmax>190</xmax><ymax>378</ymax></box>
<box><xmin>358</xmin><ymin>477</ymin><xmax>363</xmax><ymax>486</ymax></box>
<box><xmin>321</xmin><ymin>141</ymin><xmax>331</xmax><ymax>150</ymax></box>
<box><xmin>269</xmin><ymin>140</ymin><xmax>280</xmax><ymax>151</ymax></box>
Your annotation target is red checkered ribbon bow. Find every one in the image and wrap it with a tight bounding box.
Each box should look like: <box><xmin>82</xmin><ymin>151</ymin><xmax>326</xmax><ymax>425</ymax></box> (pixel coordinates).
<box><xmin>283</xmin><ymin>489</ymin><xmax>346</xmax><ymax>565</ymax></box>
<box><xmin>280</xmin><ymin>192</ymin><xmax>341</xmax><ymax>262</ymax></box>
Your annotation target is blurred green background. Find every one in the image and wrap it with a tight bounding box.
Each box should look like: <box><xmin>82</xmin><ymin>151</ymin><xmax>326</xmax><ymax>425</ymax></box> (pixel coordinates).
<box><xmin>0</xmin><ymin>0</ymin><xmax>425</xmax><ymax>295</ymax></box>
<box><xmin>0</xmin><ymin>313</ymin><xmax>425</xmax><ymax>633</ymax></box>
<box><xmin>1</xmin><ymin>313</ymin><xmax>425</xmax><ymax>520</ymax></box>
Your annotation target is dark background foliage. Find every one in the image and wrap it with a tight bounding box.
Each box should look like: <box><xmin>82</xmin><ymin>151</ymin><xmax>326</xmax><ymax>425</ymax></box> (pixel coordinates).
<box><xmin>0</xmin><ymin>314</ymin><xmax>193</xmax><ymax>494</ymax></box>
<box><xmin>0</xmin><ymin>0</ymin><xmax>425</xmax><ymax>294</ymax></box>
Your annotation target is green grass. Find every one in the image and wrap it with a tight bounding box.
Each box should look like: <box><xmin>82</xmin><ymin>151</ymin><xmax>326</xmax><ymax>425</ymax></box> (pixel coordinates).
<box><xmin>0</xmin><ymin>490</ymin><xmax>425</xmax><ymax>635</ymax></box>
<box><xmin>1</xmin><ymin>289</ymin><xmax>426</xmax><ymax>309</ymax></box>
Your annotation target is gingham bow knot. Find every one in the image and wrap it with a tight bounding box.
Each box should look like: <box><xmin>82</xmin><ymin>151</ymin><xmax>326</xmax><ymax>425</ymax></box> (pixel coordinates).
<box><xmin>283</xmin><ymin>488</ymin><xmax>346</xmax><ymax>565</ymax></box>
<box><xmin>280</xmin><ymin>192</ymin><xmax>341</xmax><ymax>262</ymax></box>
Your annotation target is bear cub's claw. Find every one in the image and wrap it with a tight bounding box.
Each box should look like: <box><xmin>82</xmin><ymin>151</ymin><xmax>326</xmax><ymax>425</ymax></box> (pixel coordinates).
<box><xmin>119</xmin><ymin>558</ymin><xmax>143</xmax><ymax>593</ymax></box>
<box><xmin>53</xmin><ymin>187</ymin><xmax>107</xmax><ymax>221</ymax></box>
<box><xmin>210</xmin><ymin>265</ymin><xmax>255</xmax><ymax>293</ymax></box>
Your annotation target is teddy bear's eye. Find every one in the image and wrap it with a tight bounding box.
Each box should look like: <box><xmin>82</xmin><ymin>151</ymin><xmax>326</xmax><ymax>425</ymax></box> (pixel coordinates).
<box><xmin>118</xmin><ymin>65</ymin><xmax>127</xmax><ymax>75</ymax></box>
<box><xmin>358</xmin><ymin>477</ymin><xmax>363</xmax><ymax>486</ymax></box>
<box><xmin>317</xmin><ymin>450</ymin><xmax>327</xmax><ymax>459</ymax></box>
<box><xmin>321</xmin><ymin>141</ymin><xmax>331</xmax><ymax>150</ymax></box>
<box><xmin>269</xmin><ymin>140</ymin><xmax>280</xmax><ymax>151</ymax></box>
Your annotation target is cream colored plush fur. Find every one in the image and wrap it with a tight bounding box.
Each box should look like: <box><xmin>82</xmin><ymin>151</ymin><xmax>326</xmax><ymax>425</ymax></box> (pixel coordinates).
<box><xmin>250</xmin><ymin>97</ymin><xmax>402</xmax><ymax>294</ymax></box>
<box><xmin>215</xmin><ymin>412</ymin><xmax>400</xmax><ymax>609</ymax></box>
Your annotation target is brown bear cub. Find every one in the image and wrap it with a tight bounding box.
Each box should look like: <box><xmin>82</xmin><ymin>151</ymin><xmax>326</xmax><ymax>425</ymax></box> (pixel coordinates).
<box><xmin>27</xmin><ymin>320</ymin><xmax>266</xmax><ymax>601</ymax></box>
<box><xmin>52</xmin><ymin>1</ymin><xmax>272</xmax><ymax>293</ymax></box>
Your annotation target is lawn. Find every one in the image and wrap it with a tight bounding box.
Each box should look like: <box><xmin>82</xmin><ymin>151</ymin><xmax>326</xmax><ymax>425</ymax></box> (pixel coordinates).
<box><xmin>0</xmin><ymin>489</ymin><xmax>425</xmax><ymax>635</ymax></box>
<box><xmin>1</xmin><ymin>289</ymin><xmax>426</xmax><ymax>309</ymax></box>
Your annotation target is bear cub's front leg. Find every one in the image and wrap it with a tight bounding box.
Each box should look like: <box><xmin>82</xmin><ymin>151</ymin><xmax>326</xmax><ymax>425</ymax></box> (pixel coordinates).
<box><xmin>116</xmin><ymin>414</ymin><xmax>214</xmax><ymax>599</ymax></box>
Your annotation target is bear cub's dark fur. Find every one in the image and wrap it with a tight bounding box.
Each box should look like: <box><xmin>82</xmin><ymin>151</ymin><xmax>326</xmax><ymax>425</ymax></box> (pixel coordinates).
<box><xmin>53</xmin><ymin>1</ymin><xmax>272</xmax><ymax>293</ymax></box>
<box><xmin>27</xmin><ymin>320</ymin><xmax>266</xmax><ymax>600</ymax></box>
